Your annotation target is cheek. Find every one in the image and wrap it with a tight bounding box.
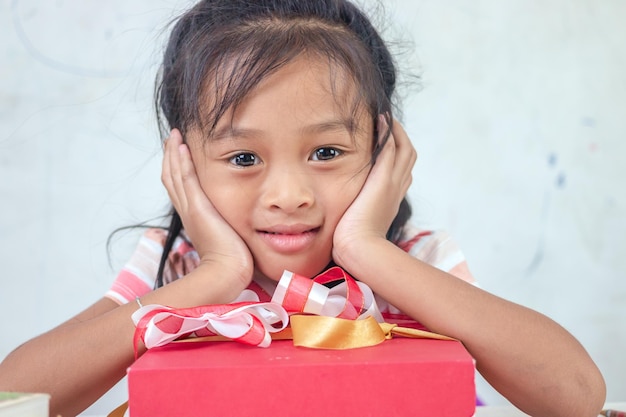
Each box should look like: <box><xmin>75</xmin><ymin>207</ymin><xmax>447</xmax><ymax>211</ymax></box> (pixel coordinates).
<box><xmin>187</xmin><ymin>145</ymin><xmax>252</xmax><ymax>232</ymax></box>
<box><xmin>194</xmin><ymin>166</ymin><xmax>251</xmax><ymax>231</ymax></box>
<box><xmin>207</xmin><ymin>184</ymin><xmax>250</xmax><ymax>229</ymax></box>
<box><xmin>325</xmin><ymin>169</ymin><xmax>370</xmax><ymax>220</ymax></box>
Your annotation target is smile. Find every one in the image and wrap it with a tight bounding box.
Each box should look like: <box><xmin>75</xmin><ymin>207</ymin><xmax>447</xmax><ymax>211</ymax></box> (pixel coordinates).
<box><xmin>257</xmin><ymin>226</ymin><xmax>321</xmax><ymax>253</ymax></box>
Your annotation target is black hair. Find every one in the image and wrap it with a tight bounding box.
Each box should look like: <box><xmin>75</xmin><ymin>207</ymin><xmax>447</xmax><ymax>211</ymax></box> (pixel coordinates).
<box><xmin>153</xmin><ymin>0</ymin><xmax>412</xmax><ymax>287</ymax></box>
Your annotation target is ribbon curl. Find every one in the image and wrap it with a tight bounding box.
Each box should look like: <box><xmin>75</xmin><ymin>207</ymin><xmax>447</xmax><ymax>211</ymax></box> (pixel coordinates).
<box><xmin>132</xmin><ymin>300</ymin><xmax>289</xmax><ymax>354</ymax></box>
<box><xmin>271</xmin><ymin>267</ymin><xmax>383</xmax><ymax>321</ymax></box>
<box><xmin>132</xmin><ymin>267</ymin><xmax>453</xmax><ymax>355</ymax></box>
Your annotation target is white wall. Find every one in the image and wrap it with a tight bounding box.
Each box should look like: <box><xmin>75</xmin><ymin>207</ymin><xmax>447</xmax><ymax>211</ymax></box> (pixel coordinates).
<box><xmin>1</xmin><ymin>0</ymin><xmax>624</xmax><ymax>414</ymax></box>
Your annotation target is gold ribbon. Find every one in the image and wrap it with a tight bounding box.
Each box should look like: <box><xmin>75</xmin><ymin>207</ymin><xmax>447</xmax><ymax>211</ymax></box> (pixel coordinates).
<box><xmin>290</xmin><ymin>315</ymin><xmax>455</xmax><ymax>348</ymax></box>
<box><xmin>108</xmin><ymin>401</ymin><xmax>128</xmax><ymax>417</ymax></box>
<box><xmin>179</xmin><ymin>315</ymin><xmax>455</xmax><ymax>348</ymax></box>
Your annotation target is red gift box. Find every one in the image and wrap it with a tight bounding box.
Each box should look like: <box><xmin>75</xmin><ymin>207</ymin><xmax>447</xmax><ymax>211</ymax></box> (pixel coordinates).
<box><xmin>127</xmin><ymin>338</ymin><xmax>476</xmax><ymax>417</ymax></box>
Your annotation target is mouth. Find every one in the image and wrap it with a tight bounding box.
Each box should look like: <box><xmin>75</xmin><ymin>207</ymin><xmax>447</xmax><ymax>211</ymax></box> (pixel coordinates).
<box><xmin>257</xmin><ymin>226</ymin><xmax>321</xmax><ymax>253</ymax></box>
<box><xmin>260</xmin><ymin>226</ymin><xmax>321</xmax><ymax>235</ymax></box>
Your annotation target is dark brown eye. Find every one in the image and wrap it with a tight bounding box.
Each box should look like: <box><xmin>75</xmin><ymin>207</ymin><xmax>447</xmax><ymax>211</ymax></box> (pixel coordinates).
<box><xmin>229</xmin><ymin>153</ymin><xmax>258</xmax><ymax>166</ymax></box>
<box><xmin>311</xmin><ymin>147</ymin><xmax>341</xmax><ymax>161</ymax></box>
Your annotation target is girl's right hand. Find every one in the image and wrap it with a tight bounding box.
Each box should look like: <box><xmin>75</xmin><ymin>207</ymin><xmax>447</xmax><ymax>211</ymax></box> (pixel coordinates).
<box><xmin>161</xmin><ymin>129</ymin><xmax>254</xmax><ymax>293</ymax></box>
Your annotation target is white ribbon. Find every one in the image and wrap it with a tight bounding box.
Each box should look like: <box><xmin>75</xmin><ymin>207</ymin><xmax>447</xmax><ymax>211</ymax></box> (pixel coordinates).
<box><xmin>133</xmin><ymin>270</ymin><xmax>383</xmax><ymax>350</ymax></box>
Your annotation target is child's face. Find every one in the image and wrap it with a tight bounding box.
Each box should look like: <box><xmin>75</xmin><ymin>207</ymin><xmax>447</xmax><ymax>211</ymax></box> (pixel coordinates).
<box><xmin>187</xmin><ymin>56</ymin><xmax>374</xmax><ymax>281</ymax></box>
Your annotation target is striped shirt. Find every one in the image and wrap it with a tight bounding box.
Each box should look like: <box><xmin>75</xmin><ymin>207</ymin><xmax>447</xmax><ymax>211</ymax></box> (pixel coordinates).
<box><xmin>105</xmin><ymin>225</ymin><xmax>476</xmax><ymax>321</ymax></box>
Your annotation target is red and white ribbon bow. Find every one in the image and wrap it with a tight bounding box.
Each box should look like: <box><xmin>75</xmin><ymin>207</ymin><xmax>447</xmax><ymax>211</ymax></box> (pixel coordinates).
<box><xmin>132</xmin><ymin>267</ymin><xmax>383</xmax><ymax>352</ymax></box>
<box><xmin>271</xmin><ymin>266</ymin><xmax>383</xmax><ymax>321</ymax></box>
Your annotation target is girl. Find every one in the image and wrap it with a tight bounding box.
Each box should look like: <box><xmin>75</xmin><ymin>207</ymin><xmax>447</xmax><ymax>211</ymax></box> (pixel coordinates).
<box><xmin>0</xmin><ymin>1</ymin><xmax>605</xmax><ymax>416</ymax></box>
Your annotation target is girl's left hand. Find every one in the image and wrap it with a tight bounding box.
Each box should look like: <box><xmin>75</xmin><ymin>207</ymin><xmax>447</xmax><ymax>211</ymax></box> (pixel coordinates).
<box><xmin>332</xmin><ymin>117</ymin><xmax>417</xmax><ymax>263</ymax></box>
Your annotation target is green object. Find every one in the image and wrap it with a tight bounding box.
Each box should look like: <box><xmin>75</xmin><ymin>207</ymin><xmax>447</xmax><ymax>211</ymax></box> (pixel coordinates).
<box><xmin>0</xmin><ymin>393</ymin><xmax>22</xmax><ymax>401</ymax></box>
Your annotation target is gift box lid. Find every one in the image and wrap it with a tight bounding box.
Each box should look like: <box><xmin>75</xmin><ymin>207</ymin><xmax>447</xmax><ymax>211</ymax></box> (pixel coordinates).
<box><xmin>128</xmin><ymin>338</ymin><xmax>475</xmax><ymax>417</ymax></box>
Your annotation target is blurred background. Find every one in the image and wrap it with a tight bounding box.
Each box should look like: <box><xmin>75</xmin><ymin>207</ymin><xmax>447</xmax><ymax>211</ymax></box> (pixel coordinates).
<box><xmin>1</xmin><ymin>0</ymin><xmax>624</xmax><ymax>414</ymax></box>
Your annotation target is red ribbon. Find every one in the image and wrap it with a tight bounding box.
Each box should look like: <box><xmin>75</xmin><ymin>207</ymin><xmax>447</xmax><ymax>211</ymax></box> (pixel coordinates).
<box><xmin>132</xmin><ymin>267</ymin><xmax>372</xmax><ymax>357</ymax></box>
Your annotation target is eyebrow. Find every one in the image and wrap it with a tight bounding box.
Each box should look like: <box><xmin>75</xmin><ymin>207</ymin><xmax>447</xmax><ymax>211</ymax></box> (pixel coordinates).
<box><xmin>210</xmin><ymin>118</ymin><xmax>357</xmax><ymax>141</ymax></box>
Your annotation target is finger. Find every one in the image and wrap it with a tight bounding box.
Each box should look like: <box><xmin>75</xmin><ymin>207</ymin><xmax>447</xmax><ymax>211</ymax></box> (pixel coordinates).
<box><xmin>166</xmin><ymin>130</ymin><xmax>223</xmax><ymax>218</ymax></box>
<box><xmin>161</xmin><ymin>133</ymin><xmax>172</xmax><ymax>189</ymax></box>
<box><xmin>175</xmin><ymin>137</ymin><xmax>226</xmax><ymax>227</ymax></box>
<box><xmin>372</xmin><ymin>115</ymin><xmax>397</xmax><ymax>169</ymax></box>
<box><xmin>161</xmin><ymin>130</ymin><xmax>181</xmax><ymax>210</ymax></box>
<box><xmin>391</xmin><ymin>119</ymin><xmax>417</xmax><ymax>169</ymax></box>
<box><xmin>177</xmin><ymin>140</ymin><xmax>210</xmax><ymax>213</ymax></box>
<box><xmin>165</xmin><ymin>129</ymin><xmax>188</xmax><ymax>212</ymax></box>
<box><xmin>378</xmin><ymin>119</ymin><xmax>414</xmax><ymax>200</ymax></box>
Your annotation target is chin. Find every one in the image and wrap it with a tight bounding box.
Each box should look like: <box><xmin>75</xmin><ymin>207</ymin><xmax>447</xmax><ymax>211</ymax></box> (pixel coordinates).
<box><xmin>255</xmin><ymin>259</ymin><xmax>332</xmax><ymax>282</ymax></box>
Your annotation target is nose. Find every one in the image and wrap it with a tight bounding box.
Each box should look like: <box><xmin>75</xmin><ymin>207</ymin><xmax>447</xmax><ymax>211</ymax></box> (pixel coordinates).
<box><xmin>260</xmin><ymin>166</ymin><xmax>314</xmax><ymax>213</ymax></box>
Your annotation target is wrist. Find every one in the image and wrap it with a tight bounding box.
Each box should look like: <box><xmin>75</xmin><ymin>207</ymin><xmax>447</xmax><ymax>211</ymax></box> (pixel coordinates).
<box><xmin>332</xmin><ymin>235</ymin><xmax>393</xmax><ymax>278</ymax></box>
<box><xmin>200</xmin><ymin>257</ymin><xmax>253</xmax><ymax>295</ymax></box>
<box><xmin>154</xmin><ymin>260</ymin><xmax>252</xmax><ymax>307</ymax></box>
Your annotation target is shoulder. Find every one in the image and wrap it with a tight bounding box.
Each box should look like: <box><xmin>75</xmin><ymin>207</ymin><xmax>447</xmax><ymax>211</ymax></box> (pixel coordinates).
<box><xmin>396</xmin><ymin>224</ymin><xmax>460</xmax><ymax>265</ymax></box>
<box><xmin>142</xmin><ymin>228</ymin><xmax>168</xmax><ymax>245</ymax></box>
<box><xmin>128</xmin><ymin>228</ymin><xmax>168</xmax><ymax>256</ymax></box>
<box><xmin>396</xmin><ymin>223</ymin><xmax>476</xmax><ymax>284</ymax></box>
<box><xmin>137</xmin><ymin>228</ymin><xmax>194</xmax><ymax>256</ymax></box>
<box><xmin>105</xmin><ymin>228</ymin><xmax>199</xmax><ymax>304</ymax></box>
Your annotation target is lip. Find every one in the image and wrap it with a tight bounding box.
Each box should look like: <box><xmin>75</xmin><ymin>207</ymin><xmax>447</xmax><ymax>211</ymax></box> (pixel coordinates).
<box><xmin>257</xmin><ymin>225</ymin><xmax>321</xmax><ymax>253</ymax></box>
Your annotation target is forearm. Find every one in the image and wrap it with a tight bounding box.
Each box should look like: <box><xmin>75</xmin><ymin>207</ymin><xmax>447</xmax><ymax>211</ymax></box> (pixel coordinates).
<box><xmin>0</xmin><ymin>263</ymin><xmax>250</xmax><ymax>417</ymax></box>
<box><xmin>0</xmin><ymin>299</ymin><xmax>137</xmax><ymax>417</ymax></box>
<box><xmin>338</xmin><ymin>239</ymin><xmax>605</xmax><ymax>417</ymax></box>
